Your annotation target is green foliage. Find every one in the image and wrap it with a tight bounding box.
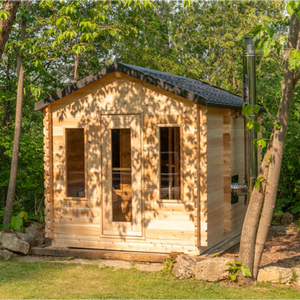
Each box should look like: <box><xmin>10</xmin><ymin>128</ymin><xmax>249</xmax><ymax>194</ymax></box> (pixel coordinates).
<box><xmin>255</xmin><ymin>177</ymin><xmax>266</xmax><ymax>192</ymax></box>
<box><xmin>162</xmin><ymin>255</ymin><xmax>176</xmax><ymax>274</ymax></box>
<box><xmin>2</xmin><ymin>262</ymin><xmax>300</xmax><ymax>299</ymax></box>
<box><xmin>227</xmin><ymin>260</ymin><xmax>252</xmax><ymax>282</ymax></box>
<box><xmin>65</xmin><ymin>256</ymin><xmax>74</xmax><ymax>261</ymax></box>
<box><xmin>0</xmin><ymin>0</ymin><xmax>298</xmax><ymax>224</ymax></box>
<box><xmin>0</xmin><ymin>211</ymin><xmax>28</xmax><ymax>233</ymax></box>
<box><xmin>242</xmin><ymin>103</ymin><xmax>260</xmax><ymax>133</ymax></box>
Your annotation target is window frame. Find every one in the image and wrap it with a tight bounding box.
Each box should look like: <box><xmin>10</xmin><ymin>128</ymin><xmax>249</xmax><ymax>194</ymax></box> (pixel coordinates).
<box><xmin>156</xmin><ymin>124</ymin><xmax>183</xmax><ymax>203</ymax></box>
<box><xmin>64</xmin><ymin>127</ymin><xmax>88</xmax><ymax>201</ymax></box>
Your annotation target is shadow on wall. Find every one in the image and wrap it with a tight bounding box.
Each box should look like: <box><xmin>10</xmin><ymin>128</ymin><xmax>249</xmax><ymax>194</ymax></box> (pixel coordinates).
<box><xmin>51</xmin><ymin>72</ymin><xmax>197</xmax><ymax>239</ymax></box>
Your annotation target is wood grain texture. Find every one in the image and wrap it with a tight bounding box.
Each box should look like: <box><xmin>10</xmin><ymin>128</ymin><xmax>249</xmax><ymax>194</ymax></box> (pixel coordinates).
<box><xmin>199</xmin><ymin>106</ymin><xmax>208</xmax><ymax>246</ymax></box>
<box><xmin>43</xmin><ymin>107</ymin><xmax>53</xmax><ymax>238</ymax></box>
<box><xmin>43</xmin><ymin>70</ymin><xmax>247</xmax><ymax>255</ymax></box>
<box><xmin>223</xmin><ymin>110</ymin><xmax>231</xmax><ymax>233</ymax></box>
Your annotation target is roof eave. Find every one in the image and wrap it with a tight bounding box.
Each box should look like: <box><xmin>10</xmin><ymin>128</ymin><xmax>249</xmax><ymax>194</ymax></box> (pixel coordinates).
<box><xmin>34</xmin><ymin>62</ymin><xmax>119</xmax><ymax>111</ymax></box>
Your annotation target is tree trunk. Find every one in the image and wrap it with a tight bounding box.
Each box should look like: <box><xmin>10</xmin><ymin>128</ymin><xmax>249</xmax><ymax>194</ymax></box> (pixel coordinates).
<box><xmin>252</xmin><ymin>13</ymin><xmax>300</xmax><ymax>279</ymax></box>
<box><xmin>0</xmin><ymin>1</ymin><xmax>20</xmax><ymax>59</ymax></box>
<box><xmin>74</xmin><ymin>54</ymin><xmax>79</xmax><ymax>82</ymax></box>
<box><xmin>3</xmin><ymin>2</ymin><xmax>26</xmax><ymax>225</ymax></box>
<box><xmin>238</xmin><ymin>144</ymin><xmax>272</xmax><ymax>271</ymax></box>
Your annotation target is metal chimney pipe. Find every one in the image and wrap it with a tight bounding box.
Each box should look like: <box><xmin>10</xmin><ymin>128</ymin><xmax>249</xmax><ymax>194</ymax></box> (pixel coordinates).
<box><xmin>243</xmin><ymin>37</ymin><xmax>258</xmax><ymax>198</ymax></box>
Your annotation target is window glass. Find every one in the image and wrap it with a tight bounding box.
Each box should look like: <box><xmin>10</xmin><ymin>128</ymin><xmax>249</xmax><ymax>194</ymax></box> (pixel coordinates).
<box><xmin>112</xmin><ymin>129</ymin><xmax>132</xmax><ymax>222</ymax></box>
<box><xmin>160</xmin><ymin>127</ymin><xmax>181</xmax><ymax>200</ymax></box>
<box><xmin>66</xmin><ymin>129</ymin><xmax>85</xmax><ymax>198</ymax></box>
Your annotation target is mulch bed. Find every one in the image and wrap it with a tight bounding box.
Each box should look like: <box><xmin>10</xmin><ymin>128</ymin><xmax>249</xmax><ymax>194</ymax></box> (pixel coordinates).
<box><xmin>224</xmin><ymin>230</ymin><xmax>300</xmax><ymax>269</ymax></box>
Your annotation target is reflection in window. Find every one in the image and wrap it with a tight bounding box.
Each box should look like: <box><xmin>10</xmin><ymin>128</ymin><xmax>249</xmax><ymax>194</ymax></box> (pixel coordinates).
<box><xmin>112</xmin><ymin>129</ymin><xmax>132</xmax><ymax>222</ymax></box>
<box><xmin>160</xmin><ymin>127</ymin><xmax>181</xmax><ymax>200</ymax></box>
<box><xmin>66</xmin><ymin>129</ymin><xmax>85</xmax><ymax>198</ymax></box>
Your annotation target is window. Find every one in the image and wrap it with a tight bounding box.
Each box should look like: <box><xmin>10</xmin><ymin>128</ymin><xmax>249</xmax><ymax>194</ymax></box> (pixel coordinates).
<box><xmin>160</xmin><ymin>127</ymin><xmax>181</xmax><ymax>200</ymax></box>
<box><xmin>66</xmin><ymin>128</ymin><xmax>85</xmax><ymax>198</ymax></box>
<box><xmin>111</xmin><ymin>129</ymin><xmax>132</xmax><ymax>222</ymax></box>
<box><xmin>231</xmin><ymin>175</ymin><xmax>239</xmax><ymax>204</ymax></box>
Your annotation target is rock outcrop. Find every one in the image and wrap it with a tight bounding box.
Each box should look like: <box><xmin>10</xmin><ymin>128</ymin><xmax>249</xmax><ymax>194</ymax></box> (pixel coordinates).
<box><xmin>172</xmin><ymin>254</ymin><xmax>197</xmax><ymax>280</ymax></box>
<box><xmin>0</xmin><ymin>232</ymin><xmax>30</xmax><ymax>255</ymax></box>
<box><xmin>194</xmin><ymin>257</ymin><xmax>231</xmax><ymax>282</ymax></box>
<box><xmin>257</xmin><ymin>266</ymin><xmax>293</xmax><ymax>284</ymax></box>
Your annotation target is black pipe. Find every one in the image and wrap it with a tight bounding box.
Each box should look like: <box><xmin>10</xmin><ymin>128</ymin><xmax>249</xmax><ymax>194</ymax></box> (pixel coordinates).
<box><xmin>243</xmin><ymin>37</ymin><xmax>258</xmax><ymax>198</ymax></box>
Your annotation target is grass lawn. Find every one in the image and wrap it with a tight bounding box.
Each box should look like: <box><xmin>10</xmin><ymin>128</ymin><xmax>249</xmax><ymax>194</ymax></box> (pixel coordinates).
<box><xmin>1</xmin><ymin>261</ymin><xmax>300</xmax><ymax>299</ymax></box>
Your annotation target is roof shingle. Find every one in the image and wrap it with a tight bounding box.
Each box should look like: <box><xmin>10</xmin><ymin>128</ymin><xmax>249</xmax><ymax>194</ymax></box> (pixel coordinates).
<box><xmin>35</xmin><ymin>61</ymin><xmax>259</xmax><ymax>111</ymax></box>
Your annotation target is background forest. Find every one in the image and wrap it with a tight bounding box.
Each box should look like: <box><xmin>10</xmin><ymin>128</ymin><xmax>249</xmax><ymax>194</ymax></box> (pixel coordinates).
<box><xmin>0</xmin><ymin>0</ymin><xmax>299</xmax><ymax>223</ymax></box>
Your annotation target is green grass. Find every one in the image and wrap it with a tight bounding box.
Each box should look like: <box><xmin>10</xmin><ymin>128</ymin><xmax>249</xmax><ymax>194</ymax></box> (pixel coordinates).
<box><xmin>0</xmin><ymin>261</ymin><xmax>300</xmax><ymax>299</ymax></box>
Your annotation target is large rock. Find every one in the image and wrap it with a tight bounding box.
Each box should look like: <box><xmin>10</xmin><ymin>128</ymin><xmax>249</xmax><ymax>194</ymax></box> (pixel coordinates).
<box><xmin>16</xmin><ymin>227</ymin><xmax>44</xmax><ymax>247</ymax></box>
<box><xmin>29</xmin><ymin>221</ymin><xmax>44</xmax><ymax>232</ymax></box>
<box><xmin>0</xmin><ymin>232</ymin><xmax>30</xmax><ymax>255</ymax></box>
<box><xmin>172</xmin><ymin>254</ymin><xmax>197</xmax><ymax>280</ymax></box>
<box><xmin>269</xmin><ymin>224</ymin><xmax>299</xmax><ymax>235</ymax></box>
<box><xmin>286</xmin><ymin>223</ymin><xmax>299</xmax><ymax>235</ymax></box>
<box><xmin>257</xmin><ymin>266</ymin><xmax>293</xmax><ymax>284</ymax></box>
<box><xmin>0</xmin><ymin>249</ymin><xmax>14</xmax><ymax>261</ymax></box>
<box><xmin>280</xmin><ymin>213</ymin><xmax>294</xmax><ymax>225</ymax></box>
<box><xmin>194</xmin><ymin>257</ymin><xmax>230</xmax><ymax>282</ymax></box>
<box><xmin>294</xmin><ymin>268</ymin><xmax>300</xmax><ymax>286</ymax></box>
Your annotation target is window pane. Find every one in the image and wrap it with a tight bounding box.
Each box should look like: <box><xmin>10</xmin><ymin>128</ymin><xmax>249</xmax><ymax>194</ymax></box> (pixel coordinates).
<box><xmin>160</xmin><ymin>127</ymin><xmax>181</xmax><ymax>200</ymax></box>
<box><xmin>112</xmin><ymin>129</ymin><xmax>132</xmax><ymax>222</ymax></box>
<box><xmin>66</xmin><ymin>129</ymin><xmax>85</xmax><ymax>197</ymax></box>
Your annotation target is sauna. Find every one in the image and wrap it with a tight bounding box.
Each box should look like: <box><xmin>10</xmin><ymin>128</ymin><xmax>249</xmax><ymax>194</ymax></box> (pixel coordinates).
<box><xmin>35</xmin><ymin>61</ymin><xmax>262</xmax><ymax>255</ymax></box>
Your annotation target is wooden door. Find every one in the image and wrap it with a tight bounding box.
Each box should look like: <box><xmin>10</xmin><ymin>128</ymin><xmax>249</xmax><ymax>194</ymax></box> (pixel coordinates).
<box><xmin>101</xmin><ymin>115</ymin><xmax>142</xmax><ymax>237</ymax></box>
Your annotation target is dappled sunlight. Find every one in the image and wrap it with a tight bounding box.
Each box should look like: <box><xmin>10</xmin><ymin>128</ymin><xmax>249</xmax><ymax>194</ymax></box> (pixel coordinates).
<box><xmin>44</xmin><ymin>70</ymin><xmax>236</xmax><ymax>255</ymax></box>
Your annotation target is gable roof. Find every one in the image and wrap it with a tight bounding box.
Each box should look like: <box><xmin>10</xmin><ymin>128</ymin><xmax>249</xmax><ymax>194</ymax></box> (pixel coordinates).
<box><xmin>35</xmin><ymin>61</ymin><xmax>255</xmax><ymax>111</ymax></box>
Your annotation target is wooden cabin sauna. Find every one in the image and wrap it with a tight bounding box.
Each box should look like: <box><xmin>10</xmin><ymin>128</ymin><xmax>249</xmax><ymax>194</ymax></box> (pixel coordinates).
<box><xmin>35</xmin><ymin>61</ymin><xmax>262</xmax><ymax>255</ymax></box>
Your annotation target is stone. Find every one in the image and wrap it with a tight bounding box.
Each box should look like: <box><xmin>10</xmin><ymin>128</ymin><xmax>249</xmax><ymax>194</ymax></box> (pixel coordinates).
<box><xmin>293</xmin><ymin>268</ymin><xmax>300</xmax><ymax>286</ymax></box>
<box><xmin>0</xmin><ymin>249</ymin><xmax>14</xmax><ymax>261</ymax></box>
<box><xmin>286</xmin><ymin>223</ymin><xmax>299</xmax><ymax>235</ymax></box>
<box><xmin>16</xmin><ymin>227</ymin><xmax>44</xmax><ymax>247</ymax></box>
<box><xmin>29</xmin><ymin>222</ymin><xmax>44</xmax><ymax>231</ymax></box>
<box><xmin>274</xmin><ymin>213</ymin><xmax>294</xmax><ymax>226</ymax></box>
<box><xmin>172</xmin><ymin>254</ymin><xmax>197</xmax><ymax>280</ymax></box>
<box><xmin>280</xmin><ymin>213</ymin><xmax>294</xmax><ymax>225</ymax></box>
<box><xmin>0</xmin><ymin>232</ymin><xmax>30</xmax><ymax>255</ymax></box>
<box><xmin>257</xmin><ymin>267</ymin><xmax>293</xmax><ymax>284</ymax></box>
<box><xmin>194</xmin><ymin>257</ymin><xmax>231</xmax><ymax>282</ymax></box>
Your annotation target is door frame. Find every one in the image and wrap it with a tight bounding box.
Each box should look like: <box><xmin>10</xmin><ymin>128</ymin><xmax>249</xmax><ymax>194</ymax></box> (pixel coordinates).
<box><xmin>100</xmin><ymin>113</ymin><xmax>143</xmax><ymax>238</ymax></box>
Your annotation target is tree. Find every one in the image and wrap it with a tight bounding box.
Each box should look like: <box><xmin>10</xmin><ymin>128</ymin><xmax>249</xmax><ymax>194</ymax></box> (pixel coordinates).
<box><xmin>0</xmin><ymin>0</ymin><xmax>151</xmax><ymax>224</ymax></box>
<box><xmin>0</xmin><ymin>1</ymin><xmax>20</xmax><ymax>58</ymax></box>
<box><xmin>4</xmin><ymin>0</ymin><xmax>28</xmax><ymax>224</ymax></box>
<box><xmin>239</xmin><ymin>1</ymin><xmax>300</xmax><ymax>278</ymax></box>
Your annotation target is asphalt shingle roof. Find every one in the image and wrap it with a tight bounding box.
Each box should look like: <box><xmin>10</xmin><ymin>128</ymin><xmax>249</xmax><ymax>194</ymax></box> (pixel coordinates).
<box><xmin>35</xmin><ymin>61</ymin><xmax>254</xmax><ymax>111</ymax></box>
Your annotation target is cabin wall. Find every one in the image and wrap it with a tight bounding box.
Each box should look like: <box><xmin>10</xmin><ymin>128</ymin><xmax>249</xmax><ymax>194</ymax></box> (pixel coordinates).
<box><xmin>199</xmin><ymin>110</ymin><xmax>246</xmax><ymax>252</ymax></box>
<box><xmin>230</xmin><ymin>114</ymin><xmax>247</xmax><ymax>234</ymax></box>
<box><xmin>49</xmin><ymin>72</ymin><xmax>199</xmax><ymax>254</ymax></box>
<box><xmin>205</xmin><ymin>108</ymin><xmax>226</xmax><ymax>248</ymax></box>
<box><xmin>43</xmin><ymin>107</ymin><xmax>53</xmax><ymax>238</ymax></box>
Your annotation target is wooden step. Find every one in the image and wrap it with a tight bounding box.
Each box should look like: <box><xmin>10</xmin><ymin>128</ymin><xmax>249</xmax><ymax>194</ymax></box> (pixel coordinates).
<box><xmin>30</xmin><ymin>244</ymin><xmax>169</xmax><ymax>262</ymax></box>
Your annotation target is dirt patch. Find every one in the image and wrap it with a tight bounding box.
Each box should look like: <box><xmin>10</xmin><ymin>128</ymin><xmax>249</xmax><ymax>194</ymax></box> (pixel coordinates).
<box><xmin>259</xmin><ymin>232</ymin><xmax>300</xmax><ymax>268</ymax></box>
<box><xmin>223</xmin><ymin>229</ymin><xmax>300</xmax><ymax>269</ymax></box>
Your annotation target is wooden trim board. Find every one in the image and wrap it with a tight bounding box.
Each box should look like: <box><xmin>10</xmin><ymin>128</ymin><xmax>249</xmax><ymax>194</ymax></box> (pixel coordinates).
<box><xmin>30</xmin><ymin>245</ymin><xmax>169</xmax><ymax>262</ymax></box>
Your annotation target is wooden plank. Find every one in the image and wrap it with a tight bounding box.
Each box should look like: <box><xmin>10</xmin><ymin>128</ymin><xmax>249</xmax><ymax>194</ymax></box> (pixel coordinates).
<box><xmin>30</xmin><ymin>246</ymin><xmax>169</xmax><ymax>262</ymax></box>
<box><xmin>144</xmin><ymin>202</ymin><xmax>194</xmax><ymax>212</ymax></box>
<box><xmin>54</xmin><ymin>207</ymin><xmax>100</xmax><ymax>218</ymax></box>
<box><xmin>144</xmin><ymin>210</ymin><xmax>196</xmax><ymax>221</ymax></box>
<box><xmin>53</xmin><ymin>224</ymin><xmax>100</xmax><ymax>236</ymax></box>
<box><xmin>199</xmin><ymin>106</ymin><xmax>208</xmax><ymax>247</ymax></box>
<box><xmin>53</xmin><ymin>215</ymin><xmax>100</xmax><ymax>226</ymax></box>
<box><xmin>145</xmin><ymin>220</ymin><xmax>195</xmax><ymax>231</ymax></box>
<box><xmin>146</xmin><ymin>229</ymin><xmax>195</xmax><ymax>241</ymax></box>
<box><xmin>52</xmin><ymin>238</ymin><xmax>200</xmax><ymax>254</ymax></box>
